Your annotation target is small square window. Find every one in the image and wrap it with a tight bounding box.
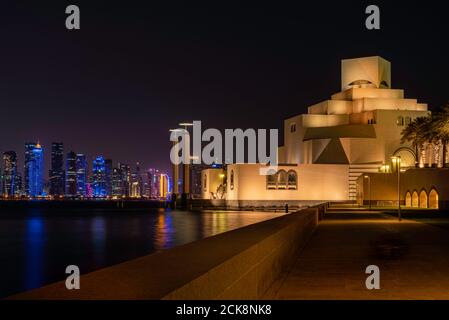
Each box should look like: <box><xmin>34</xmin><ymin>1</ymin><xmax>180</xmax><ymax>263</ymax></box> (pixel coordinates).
<box><xmin>290</xmin><ymin>123</ymin><xmax>296</xmax><ymax>133</ymax></box>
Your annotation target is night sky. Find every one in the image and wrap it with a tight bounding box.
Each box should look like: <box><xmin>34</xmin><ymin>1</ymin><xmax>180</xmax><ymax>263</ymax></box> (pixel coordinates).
<box><xmin>1</xmin><ymin>1</ymin><xmax>448</xmax><ymax>175</ymax></box>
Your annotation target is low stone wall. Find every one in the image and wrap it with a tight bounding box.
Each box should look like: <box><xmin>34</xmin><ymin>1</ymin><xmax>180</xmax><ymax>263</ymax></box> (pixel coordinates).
<box><xmin>190</xmin><ymin>199</ymin><xmax>326</xmax><ymax>211</ymax></box>
<box><xmin>8</xmin><ymin>206</ymin><xmax>323</xmax><ymax>300</ymax></box>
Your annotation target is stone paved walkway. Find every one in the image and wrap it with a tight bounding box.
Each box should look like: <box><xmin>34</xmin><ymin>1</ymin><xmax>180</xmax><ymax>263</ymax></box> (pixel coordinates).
<box><xmin>266</xmin><ymin>207</ymin><xmax>449</xmax><ymax>299</ymax></box>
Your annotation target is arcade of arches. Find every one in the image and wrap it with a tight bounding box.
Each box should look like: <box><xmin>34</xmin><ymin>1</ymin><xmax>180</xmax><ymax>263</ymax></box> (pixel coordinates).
<box><xmin>405</xmin><ymin>189</ymin><xmax>439</xmax><ymax>209</ymax></box>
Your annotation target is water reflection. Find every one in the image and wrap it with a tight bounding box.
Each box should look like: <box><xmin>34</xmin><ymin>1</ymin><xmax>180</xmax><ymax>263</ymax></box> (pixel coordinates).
<box><xmin>155</xmin><ymin>213</ymin><xmax>174</xmax><ymax>250</ymax></box>
<box><xmin>90</xmin><ymin>216</ymin><xmax>106</xmax><ymax>266</ymax></box>
<box><xmin>1</xmin><ymin>209</ymin><xmax>284</xmax><ymax>298</ymax></box>
<box><xmin>25</xmin><ymin>216</ymin><xmax>45</xmax><ymax>290</ymax></box>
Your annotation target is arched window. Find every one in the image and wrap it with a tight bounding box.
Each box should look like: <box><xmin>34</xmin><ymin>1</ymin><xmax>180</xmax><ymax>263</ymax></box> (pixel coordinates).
<box><xmin>277</xmin><ymin>170</ymin><xmax>287</xmax><ymax>189</ymax></box>
<box><xmin>405</xmin><ymin>192</ymin><xmax>412</xmax><ymax>207</ymax></box>
<box><xmin>266</xmin><ymin>172</ymin><xmax>277</xmax><ymax>190</ymax></box>
<box><xmin>420</xmin><ymin>190</ymin><xmax>428</xmax><ymax>209</ymax></box>
<box><xmin>230</xmin><ymin>170</ymin><xmax>234</xmax><ymax>190</ymax></box>
<box><xmin>429</xmin><ymin>189</ymin><xmax>439</xmax><ymax>209</ymax></box>
<box><xmin>287</xmin><ymin>170</ymin><xmax>297</xmax><ymax>190</ymax></box>
<box><xmin>412</xmin><ymin>191</ymin><xmax>419</xmax><ymax>208</ymax></box>
<box><xmin>348</xmin><ymin>80</ymin><xmax>375</xmax><ymax>88</ymax></box>
<box><xmin>397</xmin><ymin>116</ymin><xmax>404</xmax><ymax>126</ymax></box>
<box><xmin>290</xmin><ymin>123</ymin><xmax>296</xmax><ymax>133</ymax></box>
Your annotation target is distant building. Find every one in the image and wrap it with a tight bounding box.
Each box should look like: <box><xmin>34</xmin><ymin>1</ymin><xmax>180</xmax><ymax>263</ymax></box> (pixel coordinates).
<box><xmin>105</xmin><ymin>159</ymin><xmax>113</xmax><ymax>197</ymax></box>
<box><xmin>85</xmin><ymin>183</ymin><xmax>93</xmax><ymax>198</ymax></box>
<box><xmin>76</xmin><ymin>154</ymin><xmax>87</xmax><ymax>197</ymax></box>
<box><xmin>65</xmin><ymin>151</ymin><xmax>77</xmax><ymax>197</ymax></box>
<box><xmin>119</xmin><ymin>163</ymin><xmax>131</xmax><ymax>197</ymax></box>
<box><xmin>190</xmin><ymin>163</ymin><xmax>209</xmax><ymax>198</ymax></box>
<box><xmin>92</xmin><ymin>156</ymin><xmax>106</xmax><ymax>197</ymax></box>
<box><xmin>160</xmin><ymin>173</ymin><xmax>169</xmax><ymax>199</ymax></box>
<box><xmin>111</xmin><ymin>167</ymin><xmax>123</xmax><ymax>197</ymax></box>
<box><xmin>130</xmin><ymin>162</ymin><xmax>143</xmax><ymax>198</ymax></box>
<box><xmin>2</xmin><ymin>151</ymin><xmax>17</xmax><ymax>197</ymax></box>
<box><xmin>24</xmin><ymin>142</ymin><xmax>44</xmax><ymax>197</ymax></box>
<box><xmin>147</xmin><ymin>168</ymin><xmax>161</xmax><ymax>198</ymax></box>
<box><xmin>49</xmin><ymin>142</ymin><xmax>64</xmax><ymax>196</ymax></box>
<box><xmin>14</xmin><ymin>172</ymin><xmax>22</xmax><ymax>196</ymax></box>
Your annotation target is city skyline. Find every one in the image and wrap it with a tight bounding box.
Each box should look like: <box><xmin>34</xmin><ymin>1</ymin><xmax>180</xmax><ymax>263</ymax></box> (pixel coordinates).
<box><xmin>0</xmin><ymin>140</ymin><xmax>171</xmax><ymax>199</ymax></box>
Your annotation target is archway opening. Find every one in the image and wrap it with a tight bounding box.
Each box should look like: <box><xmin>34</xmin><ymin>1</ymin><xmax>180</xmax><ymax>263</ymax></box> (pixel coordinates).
<box><xmin>412</xmin><ymin>191</ymin><xmax>419</xmax><ymax>208</ymax></box>
<box><xmin>429</xmin><ymin>189</ymin><xmax>439</xmax><ymax>209</ymax></box>
<box><xmin>393</xmin><ymin>148</ymin><xmax>416</xmax><ymax>168</ymax></box>
<box><xmin>420</xmin><ymin>190</ymin><xmax>428</xmax><ymax>209</ymax></box>
<box><xmin>405</xmin><ymin>192</ymin><xmax>412</xmax><ymax>207</ymax></box>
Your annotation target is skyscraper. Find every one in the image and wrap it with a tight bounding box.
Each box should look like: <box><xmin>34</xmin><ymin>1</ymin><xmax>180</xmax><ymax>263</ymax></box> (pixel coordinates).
<box><xmin>105</xmin><ymin>159</ymin><xmax>113</xmax><ymax>197</ymax></box>
<box><xmin>160</xmin><ymin>173</ymin><xmax>169</xmax><ymax>199</ymax></box>
<box><xmin>24</xmin><ymin>142</ymin><xmax>44</xmax><ymax>197</ymax></box>
<box><xmin>65</xmin><ymin>151</ymin><xmax>77</xmax><ymax>197</ymax></box>
<box><xmin>76</xmin><ymin>154</ymin><xmax>87</xmax><ymax>197</ymax></box>
<box><xmin>111</xmin><ymin>167</ymin><xmax>123</xmax><ymax>197</ymax></box>
<box><xmin>49</xmin><ymin>142</ymin><xmax>64</xmax><ymax>196</ymax></box>
<box><xmin>14</xmin><ymin>172</ymin><xmax>22</xmax><ymax>196</ymax></box>
<box><xmin>119</xmin><ymin>163</ymin><xmax>130</xmax><ymax>197</ymax></box>
<box><xmin>130</xmin><ymin>162</ymin><xmax>143</xmax><ymax>198</ymax></box>
<box><xmin>2</xmin><ymin>151</ymin><xmax>17</xmax><ymax>197</ymax></box>
<box><xmin>92</xmin><ymin>156</ymin><xmax>106</xmax><ymax>197</ymax></box>
<box><xmin>147</xmin><ymin>168</ymin><xmax>160</xmax><ymax>198</ymax></box>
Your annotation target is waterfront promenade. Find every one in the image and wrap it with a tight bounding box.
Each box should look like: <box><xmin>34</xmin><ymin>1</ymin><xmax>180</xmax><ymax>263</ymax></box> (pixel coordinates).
<box><xmin>266</xmin><ymin>206</ymin><xmax>449</xmax><ymax>300</ymax></box>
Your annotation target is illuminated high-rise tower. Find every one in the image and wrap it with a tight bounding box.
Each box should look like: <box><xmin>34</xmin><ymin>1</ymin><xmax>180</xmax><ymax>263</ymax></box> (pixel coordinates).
<box><xmin>92</xmin><ymin>156</ymin><xmax>106</xmax><ymax>197</ymax></box>
<box><xmin>105</xmin><ymin>159</ymin><xmax>113</xmax><ymax>197</ymax></box>
<box><xmin>49</xmin><ymin>142</ymin><xmax>64</xmax><ymax>196</ymax></box>
<box><xmin>76</xmin><ymin>154</ymin><xmax>87</xmax><ymax>197</ymax></box>
<box><xmin>24</xmin><ymin>142</ymin><xmax>44</xmax><ymax>197</ymax></box>
<box><xmin>65</xmin><ymin>151</ymin><xmax>77</xmax><ymax>197</ymax></box>
<box><xmin>2</xmin><ymin>151</ymin><xmax>17</xmax><ymax>197</ymax></box>
<box><xmin>119</xmin><ymin>163</ymin><xmax>130</xmax><ymax>197</ymax></box>
<box><xmin>111</xmin><ymin>167</ymin><xmax>123</xmax><ymax>197</ymax></box>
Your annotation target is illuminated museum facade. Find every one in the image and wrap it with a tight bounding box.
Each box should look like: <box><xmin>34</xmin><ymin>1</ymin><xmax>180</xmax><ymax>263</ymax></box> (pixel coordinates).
<box><xmin>202</xmin><ymin>56</ymin><xmax>430</xmax><ymax>202</ymax></box>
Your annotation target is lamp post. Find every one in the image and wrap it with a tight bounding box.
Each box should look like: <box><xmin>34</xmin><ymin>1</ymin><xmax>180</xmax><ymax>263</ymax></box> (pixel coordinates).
<box><xmin>391</xmin><ymin>156</ymin><xmax>402</xmax><ymax>221</ymax></box>
<box><xmin>364</xmin><ymin>175</ymin><xmax>371</xmax><ymax>211</ymax></box>
<box><xmin>179</xmin><ymin>123</ymin><xmax>193</xmax><ymax>197</ymax></box>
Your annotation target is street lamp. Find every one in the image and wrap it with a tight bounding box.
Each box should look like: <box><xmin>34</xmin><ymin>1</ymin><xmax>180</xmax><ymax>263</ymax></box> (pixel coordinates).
<box><xmin>391</xmin><ymin>156</ymin><xmax>402</xmax><ymax>221</ymax></box>
<box><xmin>179</xmin><ymin>123</ymin><xmax>193</xmax><ymax>196</ymax></box>
<box><xmin>364</xmin><ymin>175</ymin><xmax>371</xmax><ymax>211</ymax></box>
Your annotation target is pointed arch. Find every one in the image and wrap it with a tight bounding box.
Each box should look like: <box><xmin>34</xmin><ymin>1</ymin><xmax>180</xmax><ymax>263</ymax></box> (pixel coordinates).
<box><xmin>419</xmin><ymin>189</ymin><xmax>428</xmax><ymax>209</ymax></box>
<box><xmin>429</xmin><ymin>188</ymin><xmax>439</xmax><ymax>209</ymax></box>
<box><xmin>412</xmin><ymin>191</ymin><xmax>419</xmax><ymax>208</ymax></box>
<box><xmin>405</xmin><ymin>191</ymin><xmax>412</xmax><ymax>207</ymax></box>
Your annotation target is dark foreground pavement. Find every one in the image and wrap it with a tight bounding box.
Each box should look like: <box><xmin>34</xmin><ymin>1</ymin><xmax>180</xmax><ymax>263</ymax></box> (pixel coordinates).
<box><xmin>266</xmin><ymin>207</ymin><xmax>449</xmax><ymax>299</ymax></box>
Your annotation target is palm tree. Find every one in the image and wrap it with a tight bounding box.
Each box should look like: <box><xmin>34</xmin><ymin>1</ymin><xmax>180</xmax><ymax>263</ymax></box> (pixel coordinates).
<box><xmin>428</xmin><ymin>114</ymin><xmax>443</xmax><ymax>167</ymax></box>
<box><xmin>434</xmin><ymin>104</ymin><xmax>449</xmax><ymax>167</ymax></box>
<box><xmin>401</xmin><ymin>116</ymin><xmax>432</xmax><ymax>166</ymax></box>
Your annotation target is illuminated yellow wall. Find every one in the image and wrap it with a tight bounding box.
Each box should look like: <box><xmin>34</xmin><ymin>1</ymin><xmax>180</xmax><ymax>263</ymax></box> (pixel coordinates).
<box><xmin>226</xmin><ymin>164</ymin><xmax>348</xmax><ymax>201</ymax></box>
<box><xmin>201</xmin><ymin>169</ymin><xmax>224</xmax><ymax>200</ymax></box>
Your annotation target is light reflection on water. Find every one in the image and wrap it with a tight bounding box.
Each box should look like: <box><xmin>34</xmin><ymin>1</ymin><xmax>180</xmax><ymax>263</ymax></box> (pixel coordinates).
<box><xmin>0</xmin><ymin>208</ymin><xmax>284</xmax><ymax>298</ymax></box>
<box><xmin>25</xmin><ymin>217</ymin><xmax>45</xmax><ymax>290</ymax></box>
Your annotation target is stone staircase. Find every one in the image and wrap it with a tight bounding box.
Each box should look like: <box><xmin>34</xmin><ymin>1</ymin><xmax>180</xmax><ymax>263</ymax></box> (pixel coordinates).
<box><xmin>348</xmin><ymin>164</ymin><xmax>381</xmax><ymax>200</ymax></box>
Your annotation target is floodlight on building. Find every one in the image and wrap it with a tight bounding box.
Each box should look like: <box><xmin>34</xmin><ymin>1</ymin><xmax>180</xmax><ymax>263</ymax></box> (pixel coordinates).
<box><xmin>364</xmin><ymin>175</ymin><xmax>371</xmax><ymax>211</ymax></box>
